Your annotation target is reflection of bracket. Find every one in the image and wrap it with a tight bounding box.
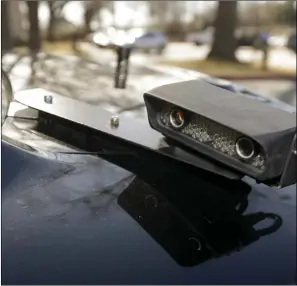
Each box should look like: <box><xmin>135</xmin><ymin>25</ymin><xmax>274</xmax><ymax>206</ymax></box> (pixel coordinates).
<box><xmin>158</xmin><ymin>138</ymin><xmax>243</xmax><ymax>180</ymax></box>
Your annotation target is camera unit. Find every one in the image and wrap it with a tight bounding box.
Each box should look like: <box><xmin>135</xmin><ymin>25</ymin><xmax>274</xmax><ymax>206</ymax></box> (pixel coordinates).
<box><xmin>144</xmin><ymin>79</ymin><xmax>296</xmax><ymax>188</ymax></box>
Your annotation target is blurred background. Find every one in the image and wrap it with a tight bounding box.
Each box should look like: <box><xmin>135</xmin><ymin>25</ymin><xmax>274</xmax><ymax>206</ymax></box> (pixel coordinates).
<box><xmin>1</xmin><ymin>0</ymin><xmax>296</xmax><ymax>119</ymax></box>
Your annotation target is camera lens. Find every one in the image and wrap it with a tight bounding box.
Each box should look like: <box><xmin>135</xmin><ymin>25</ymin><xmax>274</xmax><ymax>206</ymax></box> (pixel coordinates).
<box><xmin>235</xmin><ymin>137</ymin><xmax>255</xmax><ymax>160</ymax></box>
<box><xmin>169</xmin><ymin>108</ymin><xmax>185</xmax><ymax>129</ymax></box>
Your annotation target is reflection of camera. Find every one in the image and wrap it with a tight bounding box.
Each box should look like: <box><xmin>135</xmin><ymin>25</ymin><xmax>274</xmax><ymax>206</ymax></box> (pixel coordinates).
<box><xmin>118</xmin><ymin>178</ymin><xmax>282</xmax><ymax>267</ymax></box>
<box><xmin>144</xmin><ymin>79</ymin><xmax>296</xmax><ymax>188</ymax></box>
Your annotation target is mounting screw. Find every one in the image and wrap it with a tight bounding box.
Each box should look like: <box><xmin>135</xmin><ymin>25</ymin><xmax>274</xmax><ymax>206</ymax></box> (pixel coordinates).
<box><xmin>44</xmin><ymin>95</ymin><xmax>53</xmax><ymax>104</ymax></box>
<box><xmin>110</xmin><ymin>115</ymin><xmax>120</xmax><ymax>128</ymax></box>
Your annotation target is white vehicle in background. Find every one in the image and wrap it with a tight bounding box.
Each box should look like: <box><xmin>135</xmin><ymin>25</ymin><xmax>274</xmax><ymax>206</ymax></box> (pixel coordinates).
<box><xmin>129</xmin><ymin>31</ymin><xmax>168</xmax><ymax>54</ymax></box>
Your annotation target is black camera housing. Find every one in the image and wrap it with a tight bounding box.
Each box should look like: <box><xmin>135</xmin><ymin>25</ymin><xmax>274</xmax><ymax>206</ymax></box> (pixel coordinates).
<box><xmin>144</xmin><ymin>80</ymin><xmax>296</xmax><ymax>188</ymax></box>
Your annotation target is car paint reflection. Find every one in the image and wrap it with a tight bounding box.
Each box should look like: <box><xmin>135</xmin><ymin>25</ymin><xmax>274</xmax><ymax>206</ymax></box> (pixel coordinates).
<box><xmin>118</xmin><ymin>177</ymin><xmax>282</xmax><ymax>267</ymax></box>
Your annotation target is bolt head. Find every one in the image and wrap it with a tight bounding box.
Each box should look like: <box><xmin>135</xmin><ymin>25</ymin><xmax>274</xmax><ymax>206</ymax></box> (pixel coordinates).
<box><xmin>110</xmin><ymin>115</ymin><xmax>120</xmax><ymax>128</ymax></box>
<box><xmin>44</xmin><ymin>95</ymin><xmax>53</xmax><ymax>104</ymax></box>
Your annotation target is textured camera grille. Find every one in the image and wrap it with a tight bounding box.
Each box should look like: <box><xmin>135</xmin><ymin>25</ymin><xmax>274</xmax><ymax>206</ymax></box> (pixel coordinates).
<box><xmin>158</xmin><ymin>106</ymin><xmax>265</xmax><ymax>171</ymax></box>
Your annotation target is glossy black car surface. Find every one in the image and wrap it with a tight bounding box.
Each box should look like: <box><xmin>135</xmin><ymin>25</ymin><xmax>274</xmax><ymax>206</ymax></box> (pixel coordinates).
<box><xmin>1</xmin><ymin>63</ymin><xmax>296</xmax><ymax>285</ymax></box>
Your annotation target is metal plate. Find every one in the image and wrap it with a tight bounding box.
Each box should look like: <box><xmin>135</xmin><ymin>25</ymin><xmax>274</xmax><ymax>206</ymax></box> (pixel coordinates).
<box><xmin>14</xmin><ymin>88</ymin><xmax>243</xmax><ymax>180</ymax></box>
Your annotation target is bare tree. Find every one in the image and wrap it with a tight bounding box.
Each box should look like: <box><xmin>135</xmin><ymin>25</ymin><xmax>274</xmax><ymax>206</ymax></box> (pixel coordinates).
<box><xmin>47</xmin><ymin>0</ymin><xmax>69</xmax><ymax>41</ymax></box>
<box><xmin>83</xmin><ymin>1</ymin><xmax>106</xmax><ymax>32</ymax></box>
<box><xmin>147</xmin><ymin>1</ymin><xmax>171</xmax><ymax>27</ymax></box>
<box><xmin>208</xmin><ymin>1</ymin><xmax>238</xmax><ymax>62</ymax></box>
<box><xmin>1</xmin><ymin>1</ymin><xmax>13</xmax><ymax>55</ymax></box>
<box><xmin>26</xmin><ymin>0</ymin><xmax>41</xmax><ymax>79</ymax></box>
<box><xmin>277</xmin><ymin>0</ymin><xmax>296</xmax><ymax>26</ymax></box>
<box><xmin>47</xmin><ymin>1</ymin><xmax>55</xmax><ymax>41</ymax></box>
<box><xmin>110</xmin><ymin>1</ymin><xmax>116</xmax><ymax>27</ymax></box>
<box><xmin>147</xmin><ymin>1</ymin><xmax>186</xmax><ymax>39</ymax></box>
<box><xmin>27</xmin><ymin>1</ymin><xmax>41</xmax><ymax>57</ymax></box>
<box><xmin>238</xmin><ymin>2</ymin><xmax>261</xmax><ymax>27</ymax></box>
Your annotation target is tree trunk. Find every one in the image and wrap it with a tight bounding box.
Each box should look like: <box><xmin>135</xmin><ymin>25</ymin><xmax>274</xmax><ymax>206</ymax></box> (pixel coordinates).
<box><xmin>47</xmin><ymin>1</ymin><xmax>55</xmax><ymax>41</ymax></box>
<box><xmin>27</xmin><ymin>1</ymin><xmax>41</xmax><ymax>55</ymax></box>
<box><xmin>84</xmin><ymin>1</ymin><xmax>99</xmax><ymax>33</ymax></box>
<box><xmin>208</xmin><ymin>1</ymin><xmax>238</xmax><ymax>62</ymax></box>
<box><xmin>147</xmin><ymin>1</ymin><xmax>170</xmax><ymax>27</ymax></box>
<box><xmin>1</xmin><ymin>1</ymin><xmax>13</xmax><ymax>55</ymax></box>
<box><xmin>27</xmin><ymin>1</ymin><xmax>41</xmax><ymax>79</ymax></box>
<box><xmin>84</xmin><ymin>9</ymin><xmax>93</xmax><ymax>32</ymax></box>
<box><xmin>111</xmin><ymin>1</ymin><xmax>116</xmax><ymax>27</ymax></box>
